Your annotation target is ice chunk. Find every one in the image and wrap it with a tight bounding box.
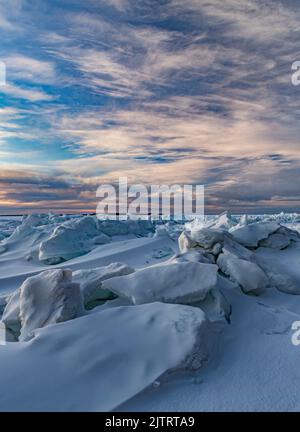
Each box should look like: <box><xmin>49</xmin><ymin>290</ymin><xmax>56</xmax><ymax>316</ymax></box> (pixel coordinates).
<box><xmin>154</xmin><ymin>226</ymin><xmax>170</xmax><ymax>238</ymax></box>
<box><xmin>217</xmin><ymin>253</ymin><xmax>268</xmax><ymax>295</ymax></box>
<box><xmin>170</xmin><ymin>250</ymin><xmax>215</xmax><ymax>264</ymax></box>
<box><xmin>102</xmin><ymin>261</ymin><xmax>218</xmax><ymax>305</ymax></box>
<box><xmin>14</xmin><ymin>269</ymin><xmax>82</xmax><ymax>341</ymax></box>
<box><xmin>259</xmin><ymin>233</ymin><xmax>291</xmax><ymax>250</ymax></box>
<box><xmin>0</xmin><ymin>294</ymin><xmax>7</xmax><ymax>316</ymax></box>
<box><xmin>256</xmin><ymin>257</ymin><xmax>300</xmax><ymax>295</ymax></box>
<box><xmin>1</xmin><ymin>289</ymin><xmax>21</xmax><ymax>337</ymax></box>
<box><xmin>98</xmin><ymin>220</ymin><xmax>129</xmax><ymax>236</ymax></box>
<box><xmin>98</xmin><ymin>219</ymin><xmax>154</xmax><ymax>237</ymax></box>
<box><xmin>126</xmin><ymin>219</ymin><xmax>154</xmax><ymax>236</ymax></box>
<box><xmin>231</xmin><ymin>222</ymin><xmax>280</xmax><ymax>248</ymax></box>
<box><xmin>207</xmin><ymin>211</ymin><xmax>237</xmax><ymax>230</ymax></box>
<box><xmin>178</xmin><ymin>231</ymin><xmax>198</xmax><ymax>253</ymax></box>
<box><xmin>93</xmin><ymin>233</ymin><xmax>111</xmax><ymax>245</ymax></box>
<box><xmin>1</xmin><ymin>214</ymin><xmax>51</xmax><ymax>255</ymax></box>
<box><xmin>222</xmin><ymin>236</ymin><xmax>254</xmax><ymax>261</ymax></box>
<box><xmin>39</xmin><ymin>216</ymin><xmax>99</xmax><ymax>264</ymax></box>
<box><xmin>179</xmin><ymin>228</ymin><xmax>227</xmax><ymax>256</ymax></box>
<box><xmin>190</xmin><ymin>228</ymin><xmax>226</xmax><ymax>250</ymax></box>
<box><xmin>72</xmin><ymin>263</ymin><xmax>135</xmax><ymax>308</ymax></box>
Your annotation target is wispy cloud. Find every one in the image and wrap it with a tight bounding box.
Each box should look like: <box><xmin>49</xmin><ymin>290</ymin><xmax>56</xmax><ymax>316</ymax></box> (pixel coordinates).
<box><xmin>4</xmin><ymin>54</ymin><xmax>56</xmax><ymax>84</ymax></box>
<box><xmin>1</xmin><ymin>0</ymin><xmax>300</xmax><ymax>213</ymax></box>
<box><xmin>1</xmin><ymin>83</ymin><xmax>54</xmax><ymax>101</ymax></box>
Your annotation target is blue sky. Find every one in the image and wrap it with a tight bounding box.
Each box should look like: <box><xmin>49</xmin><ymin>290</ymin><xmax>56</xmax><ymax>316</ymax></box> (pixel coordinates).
<box><xmin>0</xmin><ymin>0</ymin><xmax>300</xmax><ymax>214</ymax></box>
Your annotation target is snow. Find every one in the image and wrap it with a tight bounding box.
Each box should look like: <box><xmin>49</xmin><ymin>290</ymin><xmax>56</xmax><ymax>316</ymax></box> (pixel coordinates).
<box><xmin>1</xmin><ymin>213</ymin><xmax>300</xmax><ymax>411</ymax></box>
<box><xmin>102</xmin><ymin>261</ymin><xmax>219</xmax><ymax>305</ymax></box>
<box><xmin>38</xmin><ymin>216</ymin><xmax>101</xmax><ymax>264</ymax></box>
<box><xmin>0</xmin><ymin>302</ymin><xmax>217</xmax><ymax>412</ymax></box>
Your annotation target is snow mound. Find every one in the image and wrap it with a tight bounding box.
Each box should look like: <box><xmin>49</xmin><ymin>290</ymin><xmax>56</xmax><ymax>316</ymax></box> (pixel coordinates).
<box><xmin>72</xmin><ymin>263</ymin><xmax>135</xmax><ymax>309</ymax></box>
<box><xmin>217</xmin><ymin>253</ymin><xmax>268</xmax><ymax>295</ymax></box>
<box><xmin>2</xmin><ymin>269</ymin><xmax>83</xmax><ymax>341</ymax></box>
<box><xmin>102</xmin><ymin>261</ymin><xmax>218</xmax><ymax>305</ymax></box>
<box><xmin>0</xmin><ymin>303</ymin><xmax>218</xmax><ymax>411</ymax></box>
<box><xmin>1</xmin><ymin>214</ymin><xmax>50</xmax><ymax>250</ymax></box>
<box><xmin>38</xmin><ymin>216</ymin><xmax>100</xmax><ymax>264</ymax></box>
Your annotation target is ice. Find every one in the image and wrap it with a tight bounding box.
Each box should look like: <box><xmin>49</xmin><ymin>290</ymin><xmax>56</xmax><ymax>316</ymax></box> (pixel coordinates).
<box><xmin>98</xmin><ymin>219</ymin><xmax>154</xmax><ymax>237</ymax></box>
<box><xmin>217</xmin><ymin>253</ymin><xmax>268</xmax><ymax>295</ymax></box>
<box><xmin>206</xmin><ymin>211</ymin><xmax>237</xmax><ymax>230</ymax></box>
<box><xmin>231</xmin><ymin>221</ymin><xmax>280</xmax><ymax>248</ymax></box>
<box><xmin>153</xmin><ymin>225</ymin><xmax>170</xmax><ymax>238</ymax></box>
<box><xmin>93</xmin><ymin>233</ymin><xmax>111</xmax><ymax>245</ymax></box>
<box><xmin>1</xmin><ymin>214</ymin><xmax>53</xmax><ymax>254</ymax></box>
<box><xmin>0</xmin><ymin>294</ymin><xmax>9</xmax><ymax>317</ymax></box>
<box><xmin>259</xmin><ymin>233</ymin><xmax>291</xmax><ymax>249</ymax></box>
<box><xmin>255</xmin><ymin>256</ymin><xmax>300</xmax><ymax>295</ymax></box>
<box><xmin>1</xmin><ymin>212</ymin><xmax>300</xmax><ymax>411</ymax></box>
<box><xmin>38</xmin><ymin>216</ymin><xmax>100</xmax><ymax>264</ymax></box>
<box><xmin>38</xmin><ymin>217</ymin><xmax>155</xmax><ymax>264</ymax></box>
<box><xmin>1</xmin><ymin>290</ymin><xmax>22</xmax><ymax>336</ymax></box>
<box><xmin>102</xmin><ymin>260</ymin><xmax>219</xmax><ymax>305</ymax></box>
<box><xmin>2</xmin><ymin>269</ymin><xmax>83</xmax><ymax>341</ymax></box>
<box><xmin>178</xmin><ymin>230</ymin><xmax>198</xmax><ymax>253</ymax></box>
<box><xmin>179</xmin><ymin>228</ymin><xmax>227</xmax><ymax>255</ymax></box>
<box><xmin>72</xmin><ymin>263</ymin><xmax>135</xmax><ymax>308</ymax></box>
<box><xmin>170</xmin><ymin>250</ymin><xmax>215</xmax><ymax>264</ymax></box>
<box><xmin>0</xmin><ymin>303</ymin><xmax>217</xmax><ymax>411</ymax></box>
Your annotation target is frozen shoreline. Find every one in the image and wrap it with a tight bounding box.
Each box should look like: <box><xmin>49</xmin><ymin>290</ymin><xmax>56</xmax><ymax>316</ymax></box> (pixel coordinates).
<box><xmin>0</xmin><ymin>212</ymin><xmax>300</xmax><ymax>411</ymax></box>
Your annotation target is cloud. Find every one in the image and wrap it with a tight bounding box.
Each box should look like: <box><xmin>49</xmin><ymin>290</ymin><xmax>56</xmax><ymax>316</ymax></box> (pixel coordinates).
<box><xmin>1</xmin><ymin>0</ymin><xmax>300</xmax><ymax>213</ymax></box>
<box><xmin>169</xmin><ymin>0</ymin><xmax>300</xmax><ymax>43</ymax></box>
<box><xmin>104</xmin><ymin>0</ymin><xmax>128</xmax><ymax>11</ymax></box>
<box><xmin>4</xmin><ymin>54</ymin><xmax>56</xmax><ymax>84</ymax></box>
<box><xmin>0</xmin><ymin>83</ymin><xmax>54</xmax><ymax>101</ymax></box>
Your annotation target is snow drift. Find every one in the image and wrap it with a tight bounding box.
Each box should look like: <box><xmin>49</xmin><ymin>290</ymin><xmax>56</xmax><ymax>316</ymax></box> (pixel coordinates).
<box><xmin>0</xmin><ymin>303</ymin><xmax>218</xmax><ymax>412</ymax></box>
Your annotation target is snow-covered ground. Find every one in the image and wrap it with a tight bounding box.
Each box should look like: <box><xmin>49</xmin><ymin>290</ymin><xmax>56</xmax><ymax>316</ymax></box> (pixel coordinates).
<box><xmin>0</xmin><ymin>212</ymin><xmax>300</xmax><ymax>411</ymax></box>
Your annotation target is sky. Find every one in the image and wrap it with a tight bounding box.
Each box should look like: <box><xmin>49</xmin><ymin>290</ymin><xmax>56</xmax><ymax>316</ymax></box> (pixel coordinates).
<box><xmin>0</xmin><ymin>0</ymin><xmax>300</xmax><ymax>214</ymax></box>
